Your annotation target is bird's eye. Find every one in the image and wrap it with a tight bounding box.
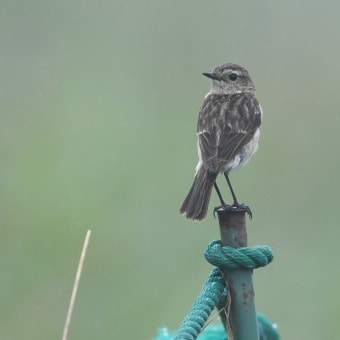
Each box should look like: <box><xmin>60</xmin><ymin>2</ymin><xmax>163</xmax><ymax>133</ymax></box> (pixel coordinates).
<box><xmin>229</xmin><ymin>73</ymin><xmax>238</xmax><ymax>81</ymax></box>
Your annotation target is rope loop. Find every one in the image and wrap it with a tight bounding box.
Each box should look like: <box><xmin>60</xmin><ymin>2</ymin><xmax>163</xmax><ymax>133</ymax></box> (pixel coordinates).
<box><xmin>166</xmin><ymin>241</ymin><xmax>277</xmax><ymax>340</ymax></box>
<box><xmin>204</xmin><ymin>240</ymin><xmax>274</xmax><ymax>270</ymax></box>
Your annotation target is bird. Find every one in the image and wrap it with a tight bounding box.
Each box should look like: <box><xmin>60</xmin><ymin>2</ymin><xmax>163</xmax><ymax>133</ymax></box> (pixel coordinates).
<box><xmin>180</xmin><ymin>63</ymin><xmax>262</xmax><ymax>221</ymax></box>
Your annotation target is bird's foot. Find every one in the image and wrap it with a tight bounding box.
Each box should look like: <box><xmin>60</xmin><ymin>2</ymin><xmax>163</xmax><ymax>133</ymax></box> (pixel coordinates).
<box><xmin>213</xmin><ymin>202</ymin><xmax>252</xmax><ymax>219</ymax></box>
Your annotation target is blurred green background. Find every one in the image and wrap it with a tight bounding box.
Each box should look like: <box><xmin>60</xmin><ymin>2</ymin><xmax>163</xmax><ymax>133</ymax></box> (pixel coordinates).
<box><xmin>1</xmin><ymin>0</ymin><xmax>340</xmax><ymax>339</ymax></box>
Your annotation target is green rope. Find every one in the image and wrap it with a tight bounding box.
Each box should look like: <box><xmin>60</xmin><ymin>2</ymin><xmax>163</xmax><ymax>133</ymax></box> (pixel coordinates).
<box><xmin>153</xmin><ymin>241</ymin><xmax>277</xmax><ymax>340</ymax></box>
<box><xmin>154</xmin><ymin>314</ymin><xmax>279</xmax><ymax>340</ymax></box>
<box><xmin>172</xmin><ymin>268</ymin><xmax>227</xmax><ymax>340</ymax></box>
<box><xmin>204</xmin><ymin>240</ymin><xmax>274</xmax><ymax>269</ymax></box>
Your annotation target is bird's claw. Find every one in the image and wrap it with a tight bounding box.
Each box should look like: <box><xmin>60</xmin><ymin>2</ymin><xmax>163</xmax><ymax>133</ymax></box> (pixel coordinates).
<box><xmin>238</xmin><ymin>203</ymin><xmax>252</xmax><ymax>219</ymax></box>
<box><xmin>213</xmin><ymin>203</ymin><xmax>252</xmax><ymax>219</ymax></box>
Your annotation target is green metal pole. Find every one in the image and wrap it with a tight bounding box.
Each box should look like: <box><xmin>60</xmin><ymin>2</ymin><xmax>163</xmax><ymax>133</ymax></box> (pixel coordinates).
<box><xmin>216</xmin><ymin>208</ymin><xmax>259</xmax><ymax>340</ymax></box>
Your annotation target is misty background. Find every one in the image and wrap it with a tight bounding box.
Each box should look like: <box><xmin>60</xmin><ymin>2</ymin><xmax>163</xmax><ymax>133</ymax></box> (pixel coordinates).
<box><xmin>1</xmin><ymin>1</ymin><xmax>340</xmax><ymax>339</ymax></box>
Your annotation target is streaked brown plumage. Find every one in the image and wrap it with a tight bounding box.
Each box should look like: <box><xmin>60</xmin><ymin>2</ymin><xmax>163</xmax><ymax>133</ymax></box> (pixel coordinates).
<box><xmin>180</xmin><ymin>63</ymin><xmax>262</xmax><ymax>221</ymax></box>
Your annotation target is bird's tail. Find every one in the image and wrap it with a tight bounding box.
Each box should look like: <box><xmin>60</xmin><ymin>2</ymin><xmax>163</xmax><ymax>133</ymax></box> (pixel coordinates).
<box><xmin>180</xmin><ymin>167</ymin><xmax>218</xmax><ymax>221</ymax></box>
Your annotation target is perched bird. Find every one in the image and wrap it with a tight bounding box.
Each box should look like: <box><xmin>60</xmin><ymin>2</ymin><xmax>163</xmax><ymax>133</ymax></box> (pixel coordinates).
<box><xmin>180</xmin><ymin>63</ymin><xmax>262</xmax><ymax>221</ymax></box>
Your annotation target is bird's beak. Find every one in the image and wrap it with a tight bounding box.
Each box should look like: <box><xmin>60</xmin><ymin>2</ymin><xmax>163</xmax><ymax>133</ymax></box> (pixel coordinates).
<box><xmin>202</xmin><ymin>72</ymin><xmax>220</xmax><ymax>81</ymax></box>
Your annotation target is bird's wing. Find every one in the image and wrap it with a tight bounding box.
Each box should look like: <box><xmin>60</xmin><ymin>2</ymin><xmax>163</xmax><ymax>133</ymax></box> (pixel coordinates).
<box><xmin>216</xmin><ymin>130</ymin><xmax>255</xmax><ymax>165</ymax></box>
<box><xmin>198</xmin><ymin>128</ymin><xmax>255</xmax><ymax>172</ymax></box>
<box><xmin>198</xmin><ymin>128</ymin><xmax>219</xmax><ymax>172</ymax></box>
<box><xmin>198</xmin><ymin>94</ymin><xmax>261</xmax><ymax>172</ymax></box>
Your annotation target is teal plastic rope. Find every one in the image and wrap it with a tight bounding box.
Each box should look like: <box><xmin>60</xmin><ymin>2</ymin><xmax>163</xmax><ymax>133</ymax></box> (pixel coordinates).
<box><xmin>153</xmin><ymin>241</ymin><xmax>277</xmax><ymax>340</ymax></box>
<box><xmin>155</xmin><ymin>314</ymin><xmax>279</xmax><ymax>340</ymax></box>
<box><xmin>172</xmin><ymin>268</ymin><xmax>227</xmax><ymax>340</ymax></box>
<box><xmin>204</xmin><ymin>240</ymin><xmax>274</xmax><ymax>269</ymax></box>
